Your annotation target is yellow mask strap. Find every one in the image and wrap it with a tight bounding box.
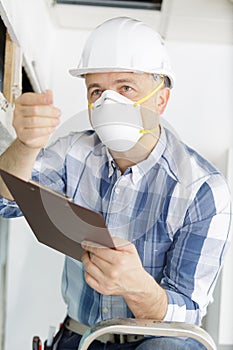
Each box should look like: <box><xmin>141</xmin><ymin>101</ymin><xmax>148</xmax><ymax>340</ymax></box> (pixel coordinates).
<box><xmin>133</xmin><ymin>77</ymin><xmax>164</xmax><ymax>107</ymax></box>
<box><xmin>88</xmin><ymin>102</ymin><xmax>94</xmax><ymax>110</ymax></box>
<box><xmin>139</xmin><ymin>126</ymin><xmax>159</xmax><ymax>135</ymax></box>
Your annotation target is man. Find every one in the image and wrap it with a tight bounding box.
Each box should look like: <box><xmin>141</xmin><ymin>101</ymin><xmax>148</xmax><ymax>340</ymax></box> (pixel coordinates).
<box><xmin>0</xmin><ymin>17</ymin><xmax>231</xmax><ymax>350</ymax></box>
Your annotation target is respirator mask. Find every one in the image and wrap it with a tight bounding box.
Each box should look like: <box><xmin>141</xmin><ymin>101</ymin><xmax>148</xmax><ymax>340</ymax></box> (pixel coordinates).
<box><xmin>88</xmin><ymin>78</ymin><xmax>164</xmax><ymax>152</ymax></box>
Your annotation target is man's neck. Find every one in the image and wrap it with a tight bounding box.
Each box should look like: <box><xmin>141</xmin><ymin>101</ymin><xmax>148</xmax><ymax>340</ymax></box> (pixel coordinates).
<box><xmin>110</xmin><ymin>131</ymin><xmax>160</xmax><ymax>173</ymax></box>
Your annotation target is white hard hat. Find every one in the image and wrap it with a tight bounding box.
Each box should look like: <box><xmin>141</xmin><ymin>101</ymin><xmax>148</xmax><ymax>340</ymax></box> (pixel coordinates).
<box><xmin>69</xmin><ymin>16</ymin><xmax>175</xmax><ymax>88</ymax></box>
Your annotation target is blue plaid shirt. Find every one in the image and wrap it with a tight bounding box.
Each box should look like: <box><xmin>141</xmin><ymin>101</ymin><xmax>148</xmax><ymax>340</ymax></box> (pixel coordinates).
<box><xmin>0</xmin><ymin>126</ymin><xmax>232</xmax><ymax>326</ymax></box>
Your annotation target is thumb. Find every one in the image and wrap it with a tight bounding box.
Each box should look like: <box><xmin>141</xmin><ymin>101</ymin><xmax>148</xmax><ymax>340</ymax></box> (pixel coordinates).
<box><xmin>112</xmin><ymin>237</ymin><xmax>134</xmax><ymax>252</ymax></box>
<box><xmin>44</xmin><ymin>89</ymin><xmax>53</xmax><ymax>104</ymax></box>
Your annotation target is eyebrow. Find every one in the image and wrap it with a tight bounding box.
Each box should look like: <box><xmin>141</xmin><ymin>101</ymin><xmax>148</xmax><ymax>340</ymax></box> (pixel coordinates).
<box><xmin>87</xmin><ymin>83</ymin><xmax>102</xmax><ymax>92</ymax></box>
<box><xmin>87</xmin><ymin>78</ymin><xmax>139</xmax><ymax>92</ymax></box>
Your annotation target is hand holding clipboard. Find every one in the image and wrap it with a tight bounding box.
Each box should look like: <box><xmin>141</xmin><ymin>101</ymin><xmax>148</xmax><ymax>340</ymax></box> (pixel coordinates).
<box><xmin>0</xmin><ymin>169</ymin><xmax>115</xmax><ymax>261</ymax></box>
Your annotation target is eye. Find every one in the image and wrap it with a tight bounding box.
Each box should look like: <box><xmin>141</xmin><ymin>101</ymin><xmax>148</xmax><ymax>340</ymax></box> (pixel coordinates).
<box><xmin>91</xmin><ymin>89</ymin><xmax>102</xmax><ymax>97</ymax></box>
<box><xmin>119</xmin><ymin>85</ymin><xmax>138</xmax><ymax>99</ymax></box>
<box><xmin>121</xmin><ymin>85</ymin><xmax>132</xmax><ymax>93</ymax></box>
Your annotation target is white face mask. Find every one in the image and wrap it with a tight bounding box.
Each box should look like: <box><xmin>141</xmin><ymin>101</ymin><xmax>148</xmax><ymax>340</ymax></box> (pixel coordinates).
<box><xmin>88</xmin><ymin>79</ymin><xmax>164</xmax><ymax>152</ymax></box>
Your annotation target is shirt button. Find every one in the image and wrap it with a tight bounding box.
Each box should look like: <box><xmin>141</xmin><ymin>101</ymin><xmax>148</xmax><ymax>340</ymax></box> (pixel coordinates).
<box><xmin>115</xmin><ymin>188</ymin><xmax>120</xmax><ymax>194</ymax></box>
<box><xmin>102</xmin><ymin>307</ymin><xmax>109</xmax><ymax>314</ymax></box>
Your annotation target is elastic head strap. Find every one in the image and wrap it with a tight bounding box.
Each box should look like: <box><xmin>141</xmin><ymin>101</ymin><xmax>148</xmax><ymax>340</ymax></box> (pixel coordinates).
<box><xmin>88</xmin><ymin>102</ymin><xmax>94</xmax><ymax>110</ymax></box>
<box><xmin>139</xmin><ymin>126</ymin><xmax>159</xmax><ymax>135</ymax></box>
<box><xmin>133</xmin><ymin>76</ymin><xmax>164</xmax><ymax>107</ymax></box>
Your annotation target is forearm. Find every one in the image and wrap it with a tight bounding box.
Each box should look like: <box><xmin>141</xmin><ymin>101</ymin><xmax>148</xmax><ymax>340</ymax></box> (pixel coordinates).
<box><xmin>123</xmin><ymin>270</ymin><xmax>168</xmax><ymax>320</ymax></box>
<box><xmin>0</xmin><ymin>138</ymin><xmax>40</xmax><ymax>200</ymax></box>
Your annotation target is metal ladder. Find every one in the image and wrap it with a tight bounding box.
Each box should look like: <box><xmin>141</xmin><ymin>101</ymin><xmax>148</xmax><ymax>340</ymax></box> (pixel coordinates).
<box><xmin>78</xmin><ymin>318</ymin><xmax>217</xmax><ymax>350</ymax></box>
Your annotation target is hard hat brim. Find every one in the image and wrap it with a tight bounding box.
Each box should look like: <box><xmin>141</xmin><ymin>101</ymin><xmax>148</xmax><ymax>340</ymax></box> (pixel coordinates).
<box><xmin>69</xmin><ymin>67</ymin><xmax>175</xmax><ymax>88</ymax></box>
<box><xmin>69</xmin><ymin>67</ymin><xmax>144</xmax><ymax>77</ymax></box>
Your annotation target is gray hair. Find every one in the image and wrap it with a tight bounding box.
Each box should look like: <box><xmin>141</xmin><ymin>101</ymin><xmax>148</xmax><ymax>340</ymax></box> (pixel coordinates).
<box><xmin>153</xmin><ymin>73</ymin><xmax>171</xmax><ymax>88</ymax></box>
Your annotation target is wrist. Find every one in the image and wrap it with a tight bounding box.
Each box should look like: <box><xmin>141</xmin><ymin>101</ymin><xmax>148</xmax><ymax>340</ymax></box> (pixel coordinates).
<box><xmin>16</xmin><ymin>138</ymin><xmax>42</xmax><ymax>153</ymax></box>
<box><xmin>123</xmin><ymin>271</ymin><xmax>155</xmax><ymax>301</ymax></box>
<box><xmin>123</xmin><ymin>271</ymin><xmax>168</xmax><ymax>320</ymax></box>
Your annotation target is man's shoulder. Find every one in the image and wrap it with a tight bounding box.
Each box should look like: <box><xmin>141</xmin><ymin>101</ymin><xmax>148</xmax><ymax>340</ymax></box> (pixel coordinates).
<box><xmin>48</xmin><ymin>130</ymin><xmax>99</xmax><ymax>153</ymax></box>
<box><xmin>163</xmin><ymin>128</ymin><xmax>223</xmax><ymax>187</ymax></box>
<box><xmin>35</xmin><ymin>130</ymin><xmax>102</xmax><ymax>168</ymax></box>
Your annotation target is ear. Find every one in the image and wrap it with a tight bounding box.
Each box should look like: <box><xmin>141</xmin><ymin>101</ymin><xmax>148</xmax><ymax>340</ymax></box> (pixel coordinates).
<box><xmin>155</xmin><ymin>87</ymin><xmax>170</xmax><ymax>114</ymax></box>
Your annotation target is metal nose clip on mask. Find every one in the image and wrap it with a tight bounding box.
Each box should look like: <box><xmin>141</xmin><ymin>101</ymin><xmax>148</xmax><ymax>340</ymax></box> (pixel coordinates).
<box><xmin>88</xmin><ymin>78</ymin><xmax>164</xmax><ymax>152</ymax></box>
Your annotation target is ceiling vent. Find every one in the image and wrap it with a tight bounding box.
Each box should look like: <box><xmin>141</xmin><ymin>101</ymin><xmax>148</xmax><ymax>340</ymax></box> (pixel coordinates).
<box><xmin>53</xmin><ymin>0</ymin><xmax>163</xmax><ymax>11</ymax></box>
<box><xmin>50</xmin><ymin>0</ymin><xmax>162</xmax><ymax>30</ymax></box>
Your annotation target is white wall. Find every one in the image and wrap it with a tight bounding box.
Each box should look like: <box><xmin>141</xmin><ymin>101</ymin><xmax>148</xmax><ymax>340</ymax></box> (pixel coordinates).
<box><xmin>1</xmin><ymin>0</ymin><xmax>232</xmax><ymax>349</ymax></box>
<box><xmin>5</xmin><ymin>218</ymin><xmax>66</xmax><ymax>350</ymax></box>
<box><xmin>166</xmin><ymin>41</ymin><xmax>233</xmax><ymax>173</ymax></box>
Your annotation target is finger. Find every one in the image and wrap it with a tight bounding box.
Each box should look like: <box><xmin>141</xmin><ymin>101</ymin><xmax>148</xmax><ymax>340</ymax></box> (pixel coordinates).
<box><xmin>82</xmin><ymin>237</ymin><xmax>134</xmax><ymax>255</ymax></box>
<box><xmin>82</xmin><ymin>251</ymin><xmax>98</xmax><ymax>270</ymax></box>
<box><xmin>16</xmin><ymin>105</ymin><xmax>61</xmax><ymax>118</ymax></box>
<box><xmin>20</xmin><ymin>116</ymin><xmax>60</xmax><ymax>129</ymax></box>
<box><xmin>82</xmin><ymin>253</ymin><xmax>113</xmax><ymax>294</ymax></box>
<box><xmin>82</xmin><ymin>252</ymin><xmax>103</xmax><ymax>280</ymax></box>
<box><xmin>19</xmin><ymin>126</ymin><xmax>57</xmax><ymax>140</ymax></box>
<box><xmin>81</xmin><ymin>251</ymin><xmax>91</xmax><ymax>267</ymax></box>
<box><xmin>83</xmin><ymin>269</ymin><xmax>103</xmax><ymax>293</ymax></box>
<box><xmin>15</xmin><ymin>90</ymin><xmax>53</xmax><ymax>106</ymax></box>
<box><xmin>82</xmin><ymin>249</ymin><xmax>116</xmax><ymax>281</ymax></box>
<box><xmin>89</xmin><ymin>252</ymin><xmax>113</xmax><ymax>274</ymax></box>
<box><xmin>81</xmin><ymin>240</ymin><xmax>117</xmax><ymax>262</ymax></box>
<box><xmin>112</xmin><ymin>237</ymin><xmax>136</xmax><ymax>253</ymax></box>
<box><xmin>81</xmin><ymin>240</ymin><xmax>132</xmax><ymax>269</ymax></box>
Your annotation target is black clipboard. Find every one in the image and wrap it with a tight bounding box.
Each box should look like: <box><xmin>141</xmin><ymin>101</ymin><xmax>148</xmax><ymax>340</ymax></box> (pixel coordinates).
<box><xmin>0</xmin><ymin>169</ymin><xmax>115</xmax><ymax>261</ymax></box>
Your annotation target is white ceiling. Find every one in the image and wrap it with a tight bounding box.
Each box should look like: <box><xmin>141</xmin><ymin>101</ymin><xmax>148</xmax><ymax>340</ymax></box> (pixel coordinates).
<box><xmin>47</xmin><ymin>2</ymin><xmax>162</xmax><ymax>30</ymax></box>
<box><xmin>46</xmin><ymin>0</ymin><xmax>233</xmax><ymax>44</ymax></box>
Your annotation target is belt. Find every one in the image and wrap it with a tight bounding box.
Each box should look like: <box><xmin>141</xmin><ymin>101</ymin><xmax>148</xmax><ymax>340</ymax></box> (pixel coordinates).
<box><xmin>64</xmin><ymin>316</ymin><xmax>144</xmax><ymax>344</ymax></box>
